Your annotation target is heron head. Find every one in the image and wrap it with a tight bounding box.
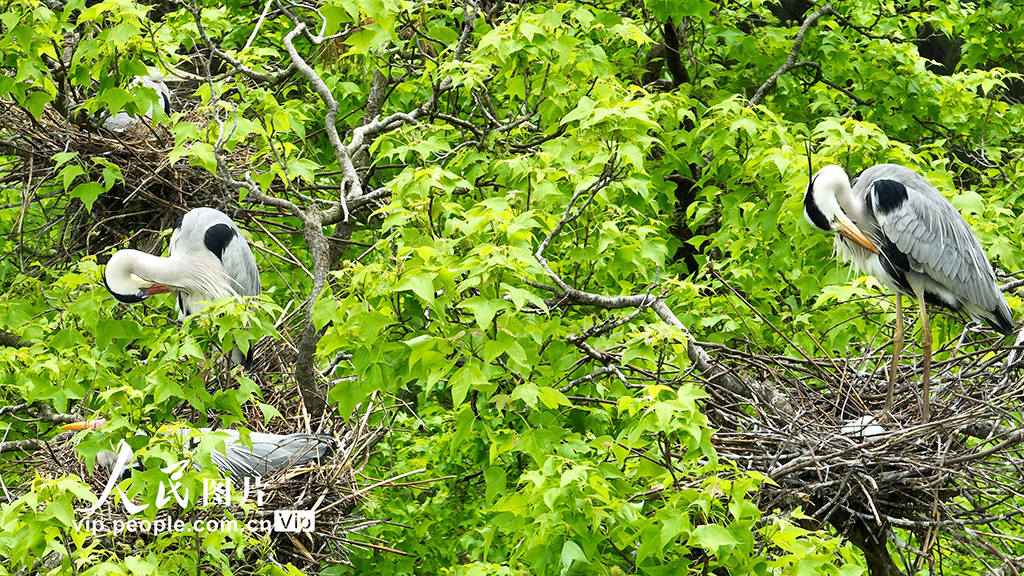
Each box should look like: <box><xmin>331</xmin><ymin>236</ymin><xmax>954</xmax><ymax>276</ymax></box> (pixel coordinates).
<box><xmin>104</xmin><ymin>250</ymin><xmax>172</xmax><ymax>304</ymax></box>
<box><xmin>61</xmin><ymin>418</ymin><xmax>137</xmax><ymax>478</ymax></box>
<box><xmin>804</xmin><ymin>165</ymin><xmax>879</xmax><ymax>252</ymax></box>
<box><xmin>804</xmin><ymin>165</ymin><xmax>849</xmax><ymax>230</ymax></box>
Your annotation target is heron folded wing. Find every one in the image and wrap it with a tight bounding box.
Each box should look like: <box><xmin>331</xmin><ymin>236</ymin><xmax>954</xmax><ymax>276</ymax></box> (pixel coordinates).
<box><xmin>219</xmin><ymin>228</ymin><xmax>262</xmax><ymax>298</ymax></box>
<box><xmin>208</xmin><ymin>432</ymin><xmax>335</xmax><ymax>481</ymax></box>
<box><xmin>872</xmin><ymin>175</ymin><xmax>1004</xmax><ymax>317</ymax></box>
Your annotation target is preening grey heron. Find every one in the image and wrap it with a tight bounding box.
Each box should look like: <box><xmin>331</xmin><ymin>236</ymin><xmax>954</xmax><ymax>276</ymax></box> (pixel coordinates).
<box><xmin>102</xmin><ymin>69</ymin><xmax>172</xmax><ymax>133</ymax></box>
<box><xmin>104</xmin><ymin>207</ymin><xmax>262</xmax><ymax>365</ymax></box>
<box><xmin>804</xmin><ymin>163</ymin><xmax>1014</xmax><ymax>421</ymax></box>
<box><xmin>62</xmin><ymin>419</ymin><xmax>335</xmax><ymax>483</ymax></box>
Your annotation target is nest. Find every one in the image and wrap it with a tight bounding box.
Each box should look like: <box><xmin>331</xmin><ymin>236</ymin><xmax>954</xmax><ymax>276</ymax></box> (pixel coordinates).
<box><xmin>698</xmin><ymin>302</ymin><xmax>1024</xmax><ymax>573</ymax></box>
<box><xmin>18</xmin><ymin>399</ymin><xmax>389</xmax><ymax>573</ymax></box>
<box><xmin>0</xmin><ymin>97</ymin><xmax>253</xmax><ymax>268</ymax></box>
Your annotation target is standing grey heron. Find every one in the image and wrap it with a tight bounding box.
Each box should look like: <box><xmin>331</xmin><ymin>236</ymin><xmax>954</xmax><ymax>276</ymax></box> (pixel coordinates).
<box><xmin>104</xmin><ymin>207</ymin><xmax>262</xmax><ymax>365</ymax></box>
<box><xmin>62</xmin><ymin>419</ymin><xmax>335</xmax><ymax>483</ymax></box>
<box><xmin>102</xmin><ymin>69</ymin><xmax>173</xmax><ymax>133</ymax></box>
<box><xmin>804</xmin><ymin>163</ymin><xmax>1014</xmax><ymax>420</ymax></box>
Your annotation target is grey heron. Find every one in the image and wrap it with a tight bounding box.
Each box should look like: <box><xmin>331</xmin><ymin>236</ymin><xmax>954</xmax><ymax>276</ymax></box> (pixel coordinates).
<box><xmin>62</xmin><ymin>419</ymin><xmax>335</xmax><ymax>483</ymax></box>
<box><xmin>804</xmin><ymin>163</ymin><xmax>1014</xmax><ymax>421</ymax></box>
<box><xmin>102</xmin><ymin>69</ymin><xmax>172</xmax><ymax>133</ymax></box>
<box><xmin>104</xmin><ymin>207</ymin><xmax>262</xmax><ymax>365</ymax></box>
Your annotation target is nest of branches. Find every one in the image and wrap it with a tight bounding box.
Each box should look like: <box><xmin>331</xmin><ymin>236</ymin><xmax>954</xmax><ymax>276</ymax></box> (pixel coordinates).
<box><xmin>15</xmin><ymin>397</ymin><xmax>389</xmax><ymax>572</ymax></box>
<box><xmin>697</xmin><ymin>295</ymin><xmax>1024</xmax><ymax>574</ymax></box>
<box><xmin>0</xmin><ymin>97</ymin><xmax>255</xmax><ymax>268</ymax></box>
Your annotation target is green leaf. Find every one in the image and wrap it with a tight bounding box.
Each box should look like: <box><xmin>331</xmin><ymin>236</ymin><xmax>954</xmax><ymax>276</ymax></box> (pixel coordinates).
<box><xmin>536</xmin><ymin>386</ymin><xmax>570</xmax><ymax>409</ymax></box>
<box><xmin>450</xmin><ymin>362</ymin><xmax>486</xmax><ymax>407</ymax></box>
<box><xmin>560</xmin><ymin>540</ymin><xmax>586</xmax><ymax>575</ymax></box>
<box><xmin>394</xmin><ymin>272</ymin><xmax>437</xmax><ymax>305</ymax></box>
<box><xmin>952</xmin><ymin>190</ymin><xmax>985</xmax><ymax>216</ymax></box>
<box><xmin>258</xmin><ymin>402</ymin><xmax>283</xmax><ymax>425</ymax></box>
<box><xmin>124</xmin><ymin>555</ymin><xmax>157</xmax><ymax>575</ymax></box>
<box><xmin>59</xmin><ymin>164</ymin><xmax>86</xmax><ymax>191</ymax></box>
<box><xmin>483</xmin><ymin>466</ymin><xmax>506</xmax><ymax>502</ymax></box>
<box><xmin>458</xmin><ymin>296</ymin><xmax>512</xmax><ymax>329</ymax></box>
<box><xmin>100</xmin><ymin>87</ymin><xmax>134</xmax><ymax>114</ymax></box>
<box><xmin>70</xmin><ymin>182</ymin><xmax>104</xmax><ymax>211</ymax></box>
<box><xmin>689</xmin><ymin>524</ymin><xmax>739</xmax><ymax>555</ymax></box>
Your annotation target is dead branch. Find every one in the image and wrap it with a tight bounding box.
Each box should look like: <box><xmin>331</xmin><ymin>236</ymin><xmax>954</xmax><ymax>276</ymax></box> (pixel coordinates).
<box><xmin>530</xmin><ymin>156</ymin><xmax>766</xmax><ymax>409</ymax></box>
<box><xmin>749</xmin><ymin>4</ymin><xmax>835</xmax><ymax>107</ymax></box>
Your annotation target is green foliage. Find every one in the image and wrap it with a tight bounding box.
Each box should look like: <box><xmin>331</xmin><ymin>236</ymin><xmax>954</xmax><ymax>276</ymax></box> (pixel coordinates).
<box><xmin>3</xmin><ymin>0</ymin><xmax>1024</xmax><ymax>574</ymax></box>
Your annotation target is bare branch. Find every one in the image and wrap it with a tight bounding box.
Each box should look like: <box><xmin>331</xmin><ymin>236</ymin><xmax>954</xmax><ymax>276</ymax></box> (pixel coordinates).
<box><xmin>531</xmin><ymin>157</ymin><xmax>761</xmax><ymax>404</ymax></box>
<box><xmin>453</xmin><ymin>0</ymin><xmax>478</xmax><ymax>62</ymax></box>
<box><xmin>0</xmin><ymin>330</ymin><xmax>25</xmax><ymax>348</ymax></box>
<box><xmin>184</xmin><ymin>1</ymin><xmax>298</xmax><ymax>85</ymax></box>
<box><xmin>749</xmin><ymin>4</ymin><xmax>835</xmax><ymax>107</ymax></box>
<box><xmin>0</xmin><ymin>438</ymin><xmax>46</xmax><ymax>455</ymax></box>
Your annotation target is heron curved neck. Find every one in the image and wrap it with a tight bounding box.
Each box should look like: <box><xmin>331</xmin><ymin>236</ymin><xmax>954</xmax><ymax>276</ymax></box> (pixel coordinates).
<box><xmin>122</xmin><ymin>250</ymin><xmax>184</xmax><ymax>288</ymax></box>
<box><xmin>814</xmin><ymin>166</ymin><xmax>867</xmax><ymax>223</ymax></box>
<box><xmin>128</xmin><ymin>250</ymin><xmax>232</xmax><ymax>297</ymax></box>
<box><xmin>830</xmin><ymin>177</ymin><xmax>862</xmax><ymax>221</ymax></box>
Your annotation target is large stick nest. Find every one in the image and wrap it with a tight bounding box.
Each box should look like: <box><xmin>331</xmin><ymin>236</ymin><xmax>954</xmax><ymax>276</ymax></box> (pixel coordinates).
<box><xmin>700</xmin><ymin>297</ymin><xmax>1024</xmax><ymax>573</ymax></box>
<box><xmin>15</xmin><ymin>402</ymin><xmax>390</xmax><ymax>572</ymax></box>
<box><xmin>0</xmin><ymin>96</ymin><xmax>254</xmax><ymax>267</ymax></box>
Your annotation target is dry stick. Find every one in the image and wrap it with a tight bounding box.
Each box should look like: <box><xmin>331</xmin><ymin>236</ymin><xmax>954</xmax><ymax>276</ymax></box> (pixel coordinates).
<box><xmin>804</xmin><ymin>328</ymin><xmax>869</xmax><ymax>413</ymax></box>
<box><xmin>247</xmin><ymin>216</ymin><xmax>312</xmax><ymax>278</ymax></box>
<box><xmin>707</xmin><ymin>264</ymin><xmax>833</xmax><ymax>386</ymax></box>
<box><xmin>947</xmin><ymin>429</ymin><xmax>1024</xmax><ymax>465</ymax></box>
<box><xmin>749</xmin><ymin>4</ymin><xmax>835</xmax><ymax>107</ymax></box>
<box><xmin>854</xmin><ymin>475</ymin><xmax>882</xmax><ymax>526</ymax></box>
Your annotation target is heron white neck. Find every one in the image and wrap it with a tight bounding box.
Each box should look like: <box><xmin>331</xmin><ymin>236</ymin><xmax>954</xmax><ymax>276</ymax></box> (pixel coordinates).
<box><xmin>112</xmin><ymin>249</ymin><xmax>235</xmax><ymax>298</ymax></box>
<box><xmin>812</xmin><ymin>165</ymin><xmax>855</xmax><ymax>222</ymax></box>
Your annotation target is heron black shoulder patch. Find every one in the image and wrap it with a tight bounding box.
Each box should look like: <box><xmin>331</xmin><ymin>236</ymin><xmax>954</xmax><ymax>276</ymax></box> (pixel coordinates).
<box><xmin>870</xmin><ymin>180</ymin><xmax>908</xmax><ymax>215</ymax></box>
<box><xmin>204</xmin><ymin>223</ymin><xmax>237</xmax><ymax>261</ymax></box>
<box><xmin>878</xmin><ymin>235</ymin><xmax>913</xmax><ymax>295</ymax></box>
<box><xmin>803</xmin><ymin>180</ymin><xmax>831</xmax><ymax>231</ymax></box>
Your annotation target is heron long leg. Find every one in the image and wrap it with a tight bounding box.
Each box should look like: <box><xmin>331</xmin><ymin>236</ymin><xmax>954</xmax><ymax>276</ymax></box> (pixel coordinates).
<box><xmin>885</xmin><ymin>294</ymin><xmax>903</xmax><ymax>417</ymax></box>
<box><xmin>915</xmin><ymin>289</ymin><xmax>933</xmax><ymax>422</ymax></box>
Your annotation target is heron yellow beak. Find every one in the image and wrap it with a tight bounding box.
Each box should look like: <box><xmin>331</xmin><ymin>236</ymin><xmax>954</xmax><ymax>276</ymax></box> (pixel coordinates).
<box><xmin>834</xmin><ymin>214</ymin><xmax>878</xmax><ymax>253</ymax></box>
<box><xmin>142</xmin><ymin>285</ymin><xmax>171</xmax><ymax>296</ymax></box>
<box><xmin>61</xmin><ymin>419</ymin><xmax>108</xmax><ymax>431</ymax></box>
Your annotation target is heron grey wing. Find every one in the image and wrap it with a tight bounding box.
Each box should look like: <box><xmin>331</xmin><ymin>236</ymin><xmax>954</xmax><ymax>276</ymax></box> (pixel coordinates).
<box><xmin>170</xmin><ymin>208</ymin><xmax>214</xmax><ymax>258</ymax></box>
<box><xmin>209</xmin><ymin>445</ymin><xmax>262</xmax><ymax>478</ymax></box>
<box><xmin>246</xmin><ymin>433</ymin><xmax>333</xmax><ymax>475</ymax></box>
<box><xmin>872</xmin><ymin>177</ymin><xmax>1001</xmax><ymax>311</ymax></box>
<box><xmin>219</xmin><ymin>228</ymin><xmax>261</xmax><ymax>297</ymax></box>
<box><xmin>186</xmin><ymin>208</ymin><xmax>260</xmax><ymax>297</ymax></box>
<box><xmin>208</xmin><ymin>432</ymin><xmax>333</xmax><ymax>479</ymax></box>
<box><xmin>168</xmin><ymin>223</ymin><xmax>185</xmax><ymax>257</ymax></box>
